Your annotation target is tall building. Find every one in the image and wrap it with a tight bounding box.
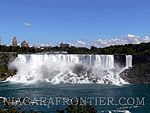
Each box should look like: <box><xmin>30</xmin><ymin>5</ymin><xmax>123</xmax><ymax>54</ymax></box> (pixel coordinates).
<box><xmin>21</xmin><ymin>41</ymin><xmax>29</xmax><ymax>47</ymax></box>
<box><xmin>12</xmin><ymin>37</ymin><xmax>17</xmax><ymax>46</ymax></box>
<box><xmin>60</xmin><ymin>43</ymin><xmax>69</xmax><ymax>48</ymax></box>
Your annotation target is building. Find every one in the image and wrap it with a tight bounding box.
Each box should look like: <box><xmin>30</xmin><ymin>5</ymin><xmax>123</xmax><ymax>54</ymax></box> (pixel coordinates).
<box><xmin>40</xmin><ymin>47</ymin><xmax>44</xmax><ymax>50</ymax></box>
<box><xmin>60</xmin><ymin>43</ymin><xmax>69</xmax><ymax>48</ymax></box>
<box><xmin>33</xmin><ymin>46</ymin><xmax>38</xmax><ymax>49</ymax></box>
<box><xmin>12</xmin><ymin>37</ymin><xmax>17</xmax><ymax>46</ymax></box>
<box><xmin>21</xmin><ymin>41</ymin><xmax>29</xmax><ymax>47</ymax></box>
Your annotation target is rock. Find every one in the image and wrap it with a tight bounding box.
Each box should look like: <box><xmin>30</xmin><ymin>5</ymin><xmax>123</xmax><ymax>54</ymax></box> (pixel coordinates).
<box><xmin>69</xmin><ymin>79</ymin><xmax>72</xmax><ymax>82</ymax></box>
<box><xmin>49</xmin><ymin>78</ymin><xmax>52</xmax><ymax>81</ymax></box>
<box><xmin>64</xmin><ymin>76</ymin><xmax>68</xmax><ymax>80</ymax></box>
<box><xmin>27</xmin><ymin>77</ymin><xmax>34</xmax><ymax>81</ymax></box>
<box><xmin>92</xmin><ymin>79</ymin><xmax>98</xmax><ymax>83</ymax></box>
<box><xmin>58</xmin><ymin>74</ymin><xmax>64</xmax><ymax>78</ymax></box>
<box><xmin>87</xmin><ymin>68</ymin><xmax>92</xmax><ymax>74</ymax></box>
<box><xmin>80</xmin><ymin>78</ymin><xmax>84</xmax><ymax>80</ymax></box>
<box><xmin>88</xmin><ymin>77</ymin><xmax>93</xmax><ymax>81</ymax></box>
<box><xmin>64</xmin><ymin>74</ymin><xmax>74</xmax><ymax>80</ymax></box>
<box><xmin>103</xmin><ymin>80</ymin><xmax>106</xmax><ymax>84</ymax></box>
<box><xmin>73</xmin><ymin>64</ymin><xmax>87</xmax><ymax>75</ymax></box>
<box><xmin>119</xmin><ymin>66</ymin><xmax>150</xmax><ymax>84</ymax></box>
<box><xmin>82</xmin><ymin>72</ymin><xmax>86</xmax><ymax>76</ymax></box>
<box><xmin>108</xmin><ymin>81</ymin><xmax>112</xmax><ymax>84</ymax></box>
<box><xmin>77</xmin><ymin>74</ymin><xmax>82</xmax><ymax>77</ymax></box>
<box><xmin>60</xmin><ymin>81</ymin><xmax>64</xmax><ymax>83</ymax></box>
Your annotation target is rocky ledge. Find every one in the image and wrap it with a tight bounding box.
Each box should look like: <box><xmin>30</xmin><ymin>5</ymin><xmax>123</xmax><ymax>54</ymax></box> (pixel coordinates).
<box><xmin>119</xmin><ymin>66</ymin><xmax>150</xmax><ymax>84</ymax></box>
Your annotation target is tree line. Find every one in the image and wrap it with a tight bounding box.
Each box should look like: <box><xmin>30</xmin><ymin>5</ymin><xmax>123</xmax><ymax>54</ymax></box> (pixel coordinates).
<box><xmin>1</xmin><ymin>42</ymin><xmax>150</xmax><ymax>56</ymax></box>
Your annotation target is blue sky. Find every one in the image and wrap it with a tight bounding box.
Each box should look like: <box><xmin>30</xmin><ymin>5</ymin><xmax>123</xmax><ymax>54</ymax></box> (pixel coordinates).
<box><xmin>1</xmin><ymin>0</ymin><xmax>150</xmax><ymax>47</ymax></box>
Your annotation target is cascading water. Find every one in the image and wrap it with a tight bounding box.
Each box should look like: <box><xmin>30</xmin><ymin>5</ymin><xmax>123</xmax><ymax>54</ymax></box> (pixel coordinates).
<box><xmin>126</xmin><ymin>55</ymin><xmax>132</xmax><ymax>68</ymax></box>
<box><xmin>6</xmin><ymin>54</ymin><xmax>132</xmax><ymax>85</ymax></box>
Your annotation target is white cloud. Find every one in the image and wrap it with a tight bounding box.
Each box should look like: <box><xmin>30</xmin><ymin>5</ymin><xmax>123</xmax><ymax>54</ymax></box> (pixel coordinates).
<box><xmin>22</xmin><ymin>23</ymin><xmax>32</xmax><ymax>28</ymax></box>
<box><xmin>27</xmin><ymin>34</ymin><xmax>150</xmax><ymax>48</ymax></box>
<box><xmin>141</xmin><ymin>36</ymin><xmax>149</xmax><ymax>42</ymax></box>
<box><xmin>30</xmin><ymin>43</ymin><xmax>56</xmax><ymax>47</ymax></box>
<box><xmin>123</xmin><ymin>34</ymin><xmax>141</xmax><ymax>44</ymax></box>
<box><xmin>77</xmin><ymin>40</ymin><xmax>86</xmax><ymax>45</ymax></box>
<box><xmin>72</xmin><ymin>34</ymin><xmax>150</xmax><ymax>48</ymax></box>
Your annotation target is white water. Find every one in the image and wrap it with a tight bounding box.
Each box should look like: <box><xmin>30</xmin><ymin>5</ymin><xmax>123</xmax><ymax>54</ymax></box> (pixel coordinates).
<box><xmin>126</xmin><ymin>55</ymin><xmax>132</xmax><ymax>68</ymax></box>
<box><xmin>6</xmin><ymin>54</ymin><xmax>132</xmax><ymax>85</ymax></box>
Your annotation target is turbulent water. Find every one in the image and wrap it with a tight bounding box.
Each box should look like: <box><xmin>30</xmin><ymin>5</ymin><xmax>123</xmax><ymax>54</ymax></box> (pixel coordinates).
<box><xmin>1</xmin><ymin>83</ymin><xmax>150</xmax><ymax>113</ymax></box>
<box><xmin>6</xmin><ymin>54</ymin><xmax>132</xmax><ymax>85</ymax></box>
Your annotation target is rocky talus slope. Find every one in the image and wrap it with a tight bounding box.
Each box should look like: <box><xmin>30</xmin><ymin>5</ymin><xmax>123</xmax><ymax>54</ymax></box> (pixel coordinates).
<box><xmin>119</xmin><ymin>66</ymin><xmax>150</xmax><ymax>84</ymax></box>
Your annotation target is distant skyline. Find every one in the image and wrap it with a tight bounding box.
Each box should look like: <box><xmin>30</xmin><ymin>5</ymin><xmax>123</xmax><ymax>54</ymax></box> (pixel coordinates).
<box><xmin>1</xmin><ymin>0</ymin><xmax>150</xmax><ymax>48</ymax></box>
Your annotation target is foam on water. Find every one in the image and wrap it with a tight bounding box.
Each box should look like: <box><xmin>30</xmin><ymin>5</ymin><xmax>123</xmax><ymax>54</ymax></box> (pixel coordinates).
<box><xmin>6</xmin><ymin>54</ymin><xmax>132</xmax><ymax>85</ymax></box>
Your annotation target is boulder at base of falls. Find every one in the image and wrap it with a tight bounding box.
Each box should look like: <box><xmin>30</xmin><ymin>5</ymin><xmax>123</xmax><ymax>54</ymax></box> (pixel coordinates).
<box><xmin>92</xmin><ymin>78</ymin><xmax>99</xmax><ymax>83</ymax></box>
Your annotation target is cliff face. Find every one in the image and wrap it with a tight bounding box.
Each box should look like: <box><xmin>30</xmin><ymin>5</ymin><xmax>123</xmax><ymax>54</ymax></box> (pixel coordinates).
<box><xmin>0</xmin><ymin>52</ymin><xmax>17</xmax><ymax>81</ymax></box>
<box><xmin>0</xmin><ymin>52</ymin><xmax>17</xmax><ymax>65</ymax></box>
<box><xmin>114</xmin><ymin>55</ymin><xmax>126</xmax><ymax>67</ymax></box>
<box><xmin>119</xmin><ymin>66</ymin><xmax>150</xmax><ymax>84</ymax></box>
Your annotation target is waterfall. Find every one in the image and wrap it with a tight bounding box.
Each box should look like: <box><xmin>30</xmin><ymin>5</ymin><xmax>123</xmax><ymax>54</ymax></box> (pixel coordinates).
<box><xmin>6</xmin><ymin>54</ymin><xmax>132</xmax><ymax>85</ymax></box>
<box><xmin>126</xmin><ymin>55</ymin><xmax>132</xmax><ymax>68</ymax></box>
<box><xmin>95</xmin><ymin>55</ymin><xmax>114</xmax><ymax>69</ymax></box>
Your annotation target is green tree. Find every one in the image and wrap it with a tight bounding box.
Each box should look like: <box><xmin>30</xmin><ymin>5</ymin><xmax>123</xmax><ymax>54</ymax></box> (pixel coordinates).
<box><xmin>1</xmin><ymin>45</ymin><xmax>9</xmax><ymax>52</ymax></box>
<box><xmin>57</xmin><ymin>97</ymin><xmax>97</xmax><ymax>113</ymax></box>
